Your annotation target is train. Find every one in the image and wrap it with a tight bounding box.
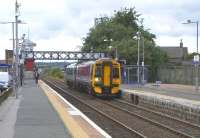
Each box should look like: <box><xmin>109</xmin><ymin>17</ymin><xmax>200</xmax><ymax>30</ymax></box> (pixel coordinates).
<box><xmin>64</xmin><ymin>58</ymin><xmax>122</xmax><ymax>97</ymax></box>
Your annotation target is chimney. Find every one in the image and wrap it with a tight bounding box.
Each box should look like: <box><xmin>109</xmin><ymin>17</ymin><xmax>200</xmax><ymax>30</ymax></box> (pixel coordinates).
<box><xmin>180</xmin><ymin>39</ymin><xmax>183</xmax><ymax>48</ymax></box>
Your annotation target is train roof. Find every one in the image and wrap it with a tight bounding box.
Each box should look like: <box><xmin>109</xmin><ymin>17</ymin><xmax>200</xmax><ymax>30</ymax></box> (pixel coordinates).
<box><xmin>65</xmin><ymin>58</ymin><xmax>119</xmax><ymax>69</ymax></box>
<box><xmin>96</xmin><ymin>58</ymin><xmax>115</xmax><ymax>62</ymax></box>
<box><xmin>65</xmin><ymin>60</ymin><xmax>94</xmax><ymax>68</ymax></box>
<box><xmin>96</xmin><ymin>58</ymin><xmax>120</xmax><ymax>64</ymax></box>
<box><xmin>65</xmin><ymin>63</ymin><xmax>77</xmax><ymax>68</ymax></box>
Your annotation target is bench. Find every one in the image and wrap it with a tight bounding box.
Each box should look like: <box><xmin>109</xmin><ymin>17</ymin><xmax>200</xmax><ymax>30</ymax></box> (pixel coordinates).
<box><xmin>152</xmin><ymin>81</ymin><xmax>162</xmax><ymax>87</ymax></box>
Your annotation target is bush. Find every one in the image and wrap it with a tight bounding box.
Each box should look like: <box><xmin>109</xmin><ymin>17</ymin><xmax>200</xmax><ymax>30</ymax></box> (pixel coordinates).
<box><xmin>47</xmin><ymin>68</ymin><xmax>64</xmax><ymax>79</ymax></box>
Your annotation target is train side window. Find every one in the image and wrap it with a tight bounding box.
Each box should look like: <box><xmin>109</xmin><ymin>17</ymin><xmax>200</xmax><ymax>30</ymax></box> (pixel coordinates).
<box><xmin>113</xmin><ymin>67</ymin><xmax>119</xmax><ymax>78</ymax></box>
<box><xmin>95</xmin><ymin>64</ymin><xmax>102</xmax><ymax>77</ymax></box>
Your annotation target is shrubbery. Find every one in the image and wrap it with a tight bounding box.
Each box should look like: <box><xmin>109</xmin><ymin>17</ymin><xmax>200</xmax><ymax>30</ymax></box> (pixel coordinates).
<box><xmin>47</xmin><ymin>68</ymin><xmax>64</xmax><ymax>79</ymax></box>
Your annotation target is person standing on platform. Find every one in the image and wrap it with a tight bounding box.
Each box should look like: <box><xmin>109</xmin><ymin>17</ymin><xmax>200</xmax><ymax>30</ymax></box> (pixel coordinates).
<box><xmin>20</xmin><ymin>65</ymin><xmax>24</xmax><ymax>86</ymax></box>
<box><xmin>34</xmin><ymin>68</ymin><xmax>39</xmax><ymax>84</ymax></box>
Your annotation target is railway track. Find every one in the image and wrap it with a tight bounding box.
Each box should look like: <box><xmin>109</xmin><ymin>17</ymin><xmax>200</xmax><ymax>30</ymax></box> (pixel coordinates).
<box><xmin>43</xmin><ymin>78</ymin><xmax>145</xmax><ymax>138</ymax></box>
<box><xmin>113</xmin><ymin>99</ymin><xmax>200</xmax><ymax>138</ymax></box>
<box><xmin>43</xmin><ymin>78</ymin><xmax>197</xmax><ymax>138</ymax></box>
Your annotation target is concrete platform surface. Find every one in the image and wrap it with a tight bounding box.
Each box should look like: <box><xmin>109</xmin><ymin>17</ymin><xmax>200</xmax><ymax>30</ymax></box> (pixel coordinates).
<box><xmin>39</xmin><ymin>80</ymin><xmax>111</xmax><ymax>138</ymax></box>
<box><xmin>0</xmin><ymin>96</ymin><xmax>20</xmax><ymax>138</ymax></box>
<box><xmin>121</xmin><ymin>83</ymin><xmax>200</xmax><ymax>101</ymax></box>
<box><xmin>14</xmin><ymin>80</ymin><xmax>71</xmax><ymax>138</ymax></box>
<box><xmin>0</xmin><ymin>79</ymin><xmax>111</xmax><ymax>138</ymax></box>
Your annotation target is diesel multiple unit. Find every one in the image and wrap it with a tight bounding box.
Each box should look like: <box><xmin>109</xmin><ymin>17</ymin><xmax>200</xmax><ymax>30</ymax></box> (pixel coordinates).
<box><xmin>64</xmin><ymin>58</ymin><xmax>121</xmax><ymax>97</ymax></box>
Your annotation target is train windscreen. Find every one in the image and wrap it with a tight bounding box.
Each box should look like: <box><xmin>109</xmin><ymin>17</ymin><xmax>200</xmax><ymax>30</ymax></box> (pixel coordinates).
<box><xmin>112</xmin><ymin>67</ymin><xmax>119</xmax><ymax>78</ymax></box>
<box><xmin>95</xmin><ymin>64</ymin><xmax>102</xmax><ymax>77</ymax></box>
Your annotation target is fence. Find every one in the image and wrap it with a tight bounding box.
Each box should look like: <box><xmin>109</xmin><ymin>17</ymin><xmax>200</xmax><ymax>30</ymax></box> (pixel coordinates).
<box><xmin>157</xmin><ymin>65</ymin><xmax>198</xmax><ymax>85</ymax></box>
<box><xmin>122</xmin><ymin>65</ymin><xmax>148</xmax><ymax>84</ymax></box>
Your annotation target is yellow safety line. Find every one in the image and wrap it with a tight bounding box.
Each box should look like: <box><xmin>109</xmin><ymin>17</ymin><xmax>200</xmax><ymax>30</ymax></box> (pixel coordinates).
<box><xmin>39</xmin><ymin>80</ymin><xmax>90</xmax><ymax>138</ymax></box>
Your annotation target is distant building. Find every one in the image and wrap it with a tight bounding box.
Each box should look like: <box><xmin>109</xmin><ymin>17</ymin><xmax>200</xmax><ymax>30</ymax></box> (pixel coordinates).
<box><xmin>5</xmin><ymin>50</ymin><xmax>13</xmax><ymax>64</ymax></box>
<box><xmin>159</xmin><ymin>40</ymin><xmax>188</xmax><ymax>65</ymax></box>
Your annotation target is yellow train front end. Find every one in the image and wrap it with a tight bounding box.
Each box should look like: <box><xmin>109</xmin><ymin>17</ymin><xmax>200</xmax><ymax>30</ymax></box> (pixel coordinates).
<box><xmin>92</xmin><ymin>59</ymin><xmax>121</xmax><ymax>97</ymax></box>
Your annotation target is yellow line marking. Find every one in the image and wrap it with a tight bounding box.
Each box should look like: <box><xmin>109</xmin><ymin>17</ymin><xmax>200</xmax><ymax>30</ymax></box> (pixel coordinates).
<box><xmin>39</xmin><ymin>80</ymin><xmax>90</xmax><ymax>138</ymax></box>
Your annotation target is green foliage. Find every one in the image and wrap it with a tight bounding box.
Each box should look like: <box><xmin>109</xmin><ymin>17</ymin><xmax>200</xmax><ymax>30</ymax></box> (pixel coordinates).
<box><xmin>186</xmin><ymin>52</ymin><xmax>200</xmax><ymax>60</ymax></box>
<box><xmin>47</xmin><ymin>68</ymin><xmax>64</xmax><ymax>79</ymax></box>
<box><xmin>81</xmin><ymin>7</ymin><xmax>168</xmax><ymax>81</ymax></box>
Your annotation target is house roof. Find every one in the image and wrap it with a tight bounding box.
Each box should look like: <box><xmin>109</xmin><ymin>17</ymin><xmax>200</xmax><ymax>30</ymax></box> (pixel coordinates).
<box><xmin>160</xmin><ymin>47</ymin><xmax>188</xmax><ymax>58</ymax></box>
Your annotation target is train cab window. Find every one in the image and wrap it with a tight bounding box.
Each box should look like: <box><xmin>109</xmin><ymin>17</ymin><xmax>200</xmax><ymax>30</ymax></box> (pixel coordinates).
<box><xmin>95</xmin><ymin>64</ymin><xmax>102</xmax><ymax>77</ymax></box>
<box><xmin>113</xmin><ymin>67</ymin><xmax>119</xmax><ymax>78</ymax></box>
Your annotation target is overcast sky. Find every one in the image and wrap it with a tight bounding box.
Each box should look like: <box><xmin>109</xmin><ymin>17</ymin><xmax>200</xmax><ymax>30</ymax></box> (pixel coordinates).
<box><xmin>0</xmin><ymin>0</ymin><xmax>199</xmax><ymax>59</ymax></box>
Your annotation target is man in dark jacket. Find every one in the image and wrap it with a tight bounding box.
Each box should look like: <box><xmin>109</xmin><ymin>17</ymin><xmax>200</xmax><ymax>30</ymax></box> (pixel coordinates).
<box><xmin>34</xmin><ymin>68</ymin><xmax>39</xmax><ymax>84</ymax></box>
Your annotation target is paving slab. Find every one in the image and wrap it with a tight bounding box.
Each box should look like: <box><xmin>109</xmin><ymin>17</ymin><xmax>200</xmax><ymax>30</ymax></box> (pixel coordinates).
<box><xmin>0</xmin><ymin>96</ymin><xmax>20</xmax><ymax>138</ymax></box>
<box><xmin>14</xmin><ymin>80</ymin><xmax>71</xmax><ymax>138</ymax></box>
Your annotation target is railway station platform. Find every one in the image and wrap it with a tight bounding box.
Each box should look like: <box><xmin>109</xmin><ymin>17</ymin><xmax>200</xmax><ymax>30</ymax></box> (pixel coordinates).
<box><xmin>121</xmin><ymin>83</ymin><xmax>200</xmax><ymax>102</ymax></box>
<box><xmin>0</xmin><ymin>79</ymin><xmax>110</xmax><ymax>138</ymax></box>
<box><xmin>121</xmin><ymin>83</ymin><xmax>200</xmax><ymax>101</ymax></box>
<box><xmin>121</xmin><ymin>83</ymin><xmax>200</xmax><ymax>123</ymax></box>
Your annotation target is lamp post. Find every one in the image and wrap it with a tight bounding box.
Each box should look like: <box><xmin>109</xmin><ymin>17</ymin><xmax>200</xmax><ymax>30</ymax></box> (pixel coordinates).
<box><xmin>104</xmin><ymin>38</ymin><xmax>117</xmax><ymax>59</ymax></box>
<box><xmin>183</xmin><ymin>19</ymin><xmax>199</xmax><ymax>91</ymax></box>
<box><xmin>142</xmin><ymin>36</ymin><xmax>145</xmax><ymax>84</ymax></box>
<box><xmin>15</xmin><ymin>0</ymin><xmax>20</xmax><ymax>98</ymax></box>
<box><xmin>183</xmin><ymin>20</ymin><xmax>199</xmax><ymax>52</ymax></box>
<box><xmin>137</xmin><ymin>32</ymin><xmax>141</xmax><ymax>87</ymax></box>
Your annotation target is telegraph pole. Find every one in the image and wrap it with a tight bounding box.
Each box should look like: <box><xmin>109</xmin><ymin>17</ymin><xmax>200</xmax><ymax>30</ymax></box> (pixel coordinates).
<box><xmin>15</xmin><ymin>0</ymin><xmax>20</xmax><ymax>98</ymax></box>
<box><xmin>183</xmin><ymin>20</ymin><xmax>199</xmax><ymax>91</ymax></box>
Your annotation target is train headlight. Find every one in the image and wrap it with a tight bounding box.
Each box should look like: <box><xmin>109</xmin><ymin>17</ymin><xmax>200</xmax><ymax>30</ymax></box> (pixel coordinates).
<box><xmin>94</xmin><ymin>77</ymin><xmax>100</xmax><ymax>82</ymax></box>
<box><xmin>94</xmin><ymin>77</ymin><xmax>103</xmax><ymax>86</ymax></box>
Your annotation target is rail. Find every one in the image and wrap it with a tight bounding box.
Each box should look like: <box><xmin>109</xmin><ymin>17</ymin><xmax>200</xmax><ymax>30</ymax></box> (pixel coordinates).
<box><xmin>43</xmin><ymin>78</ymin><xmax>146</xmax><ymax>138</ymax></box>
<box><xmin>43</xmin><ymin>78</ymin><xmax>197</xmax><ymax>138</ymax></box>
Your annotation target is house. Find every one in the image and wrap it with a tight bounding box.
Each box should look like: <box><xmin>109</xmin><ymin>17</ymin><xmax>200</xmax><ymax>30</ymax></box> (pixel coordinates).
<box><xmin>159</xmin><ymin>40</ymin><xmax>188</xmax><ymax>65</ymax></box>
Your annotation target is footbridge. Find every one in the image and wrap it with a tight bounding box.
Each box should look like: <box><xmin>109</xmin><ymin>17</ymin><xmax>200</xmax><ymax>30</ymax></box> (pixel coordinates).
<box><xmin>22</xmin><ymin>51</ymin><xmax>108</xmax><ymax>60</ymax></box>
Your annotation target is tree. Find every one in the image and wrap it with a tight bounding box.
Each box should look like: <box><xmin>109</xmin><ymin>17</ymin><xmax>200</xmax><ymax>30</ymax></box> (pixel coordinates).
<box><xmin>81</xmin><ymin>8</ymin><xmax>168</xmax><ymax>81</ymax></box>
<box><xmin>186</xmin><ymin>52</ymin><xmax>200</xmax><ymax>60</ymax></box>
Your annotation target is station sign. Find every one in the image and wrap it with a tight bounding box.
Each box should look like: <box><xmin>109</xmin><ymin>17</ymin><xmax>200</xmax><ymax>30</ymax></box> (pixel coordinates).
<box><xmin>193</xmin><ymin>55</ymin><xmax>199</xmax><ymax>64</ymax></box>
<box><xmin>142</xmin><ymin>61</ymin><xmax>144</xmax><ymax>66</ymax></box>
